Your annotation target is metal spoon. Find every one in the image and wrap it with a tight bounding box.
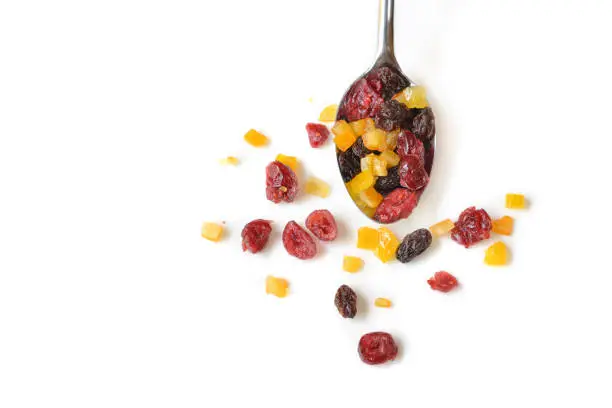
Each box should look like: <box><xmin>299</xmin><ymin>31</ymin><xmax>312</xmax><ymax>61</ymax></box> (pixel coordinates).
<box><xmin>336</xmin><ymin>0</ymin><xmax>436</xmax><ymax>224</ymax></box>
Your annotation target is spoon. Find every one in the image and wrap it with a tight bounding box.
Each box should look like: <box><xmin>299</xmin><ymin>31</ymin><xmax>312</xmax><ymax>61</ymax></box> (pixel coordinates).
<box><xmin>335</xmin><ymin>0</ymin><xmax>436</xmax><ymax>224</ymax></box>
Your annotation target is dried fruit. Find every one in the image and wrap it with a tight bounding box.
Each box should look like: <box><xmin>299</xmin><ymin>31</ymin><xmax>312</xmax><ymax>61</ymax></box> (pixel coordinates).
<box><xmin>305</xmin><ymin>209</ymin><xmax>338</xmax><ymax>241</ymax></box>
<box><xmin>395</xmin><ymin>86</ymin><xmax>428</xmax><ymax>109</ymax></box>
<box><xmin>359</xmin><ymin>187</ymin><xmax>384</xmax><ymax>208</ymax></box>
<box><xmin>484</xmin><ymin>241</ymin><xmax>509</xmax><ymax>266</ymax></box>
<box><xmin>343</xmin><ymin>256</ymin><xmax>364</xmax><ymax>273</ymax></box>
<box><xmin>450</xmin><ymin>207</ymin><xmax>492</xmax><ymax>248</ymax></box>
<box><xmin>337</xmin><ymin>148</ymin><xmax>361</xmax><ymax>182</ymax></box>
<box><xmin>332</xmin><ymin>120</ymin><xmax>357</xmax><ymax>152</ymax></box>
<box><xmin>219</xmin><ymin>156</ymin><xmax>239</xmax><ymax>165</ymax></box>
<box><xmin>412</xmin><ymin>107</ymin><xmax>435</xmax><ymax>142</ymax></box>
<box><xmin>244</xmin><ymin>129</ymin><xmax>269</xmax><ymax>147</ymax></box>
<box><xmin>506</xmin><ymin>193</ymin><xmax>526</xmax><ymax>209</ymax></box>
<box><xmin>492</xmin><ymin>216</ymin><xmax>514</xmax><ymax>235</ymax></box>
<box><xmin>362</xmin><ymin>128</ymin><xmax>388</xmax><ymax>151</ymax></box>
<box><xmin>305</xmin><ymin>123</ymin><xmax>330</xmax><ymax>148</ymax></box>
<box><xmin>241</xmin><ymin>219</ymin><xmax>272</xmax><ymax>253</ymax></box>
<box><xmin>374</xmin><ymin>166</ymin><xmax>400</xmax><ymax>196</ymax></box>
<box><xmin>201</xmin><ymin>222</ymin><xmax>223</xmax><ymax>242</ymax></box>
<box><xmin>349</xmin><ymin>119</ymin><xmax>368</xmax><ymax>136</ymax></box>
<box><xmin>266</xmin><ymin>276</ymin><xmax>289</xmax><ymax>298</ymax></box>
<box><xmin>266</xmin><ymin>161</ymin><xmax>298</xmax><ymax>203</ymax></box>
<box><xmin>360</xmin><ymin>154</ymin><xmax>387</xmax><ymax>176</ymax></box>
<box><xmin>375</xmin><ymin>100</ymin><xmax>410</xmax><ymax>131</ymax></box>
<box><xmin>365</xmin><ymin>65</ymin><xmax>410</xmax><ymax>99</ymax></box>
<box><xmin>398</xmin><ymin>155</ymin><xmax>429</xmax><ymax>191</ymax></box>
<box><xmin>357</xmin><ymin>226</ymin><xmax>379</xmax><ymax>250</ymax></box>
<box><xmin>275</xmin><ymin>154</ymin><xmax>298</xmax><ymax>172</ymax></box>
<box><xmin>282</xmin><ymin>221</ymin><xmax>317</xmax><ymax>259</ymax></box>
<box><xmin>427</xmin><ymin>271</ymin><xmax>458</xmax><ymax>293</ymax></box>
<box><xmin>374</xmin><ymin>227</ymin><xmax>400</xmax><ymax>263</ymax></box>
<box><xmin>358</xmin><ymin>332</ymin><xmax>398</xmax><ymax>365</ymax></box>
<box><xmin>429</xmin><ymin>219</ymin><xmax>455</xmax><ymax>237</ymax></box>
<box><xmin>319</xmin><ymin>104</ymin><xmax>338</xmax><ymax>122</ymax></box>
<box><xmin>396</xmin><ymin>130</ymin><xmax>425</xmax><ymax>163</ymax></box>
<box><xmin>347</xmin><ymin>169</ymin><xmax>374</xmax><ymax>195</ymax></box>
<box><xmin>379</xmin><ymin>150</ymin><xmax>400</xmax><ymax>167</ymax></box>
<box><xmin>374</xmin><ymin>188</ymin><xmax>420</xmax><ymax>224</ymax></box>
<box><xmin>335</xmin><ymin>284</ymin><xmax>357</xmax><ymax>318</ymax></box>
<box><xmin>374</xmin><ymin>298</ymin><xmax>392</xmax><ymax>308</ymax></box>
<box><xmin>386</xmin><ymin>129</ymin><xmax>400</xmax><ymax>150</ymax></box>
<box><xmin>396</xmin><ymin>228</ymin><xmax>432</xmax><ymax>263</ymax></box>
<box><xmin>338</xmin><ymin>78</ymin><xmax>384</xmax><ymax>122</ymax></box>
<box><xmin>305</xmin><ymin>177</ymin><xmax>331</xmax><ymax>198</ymax></box>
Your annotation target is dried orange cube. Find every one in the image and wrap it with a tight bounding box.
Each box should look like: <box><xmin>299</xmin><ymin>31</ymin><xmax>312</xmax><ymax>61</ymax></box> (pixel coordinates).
<box><xmin>364</xmin><ymin>118</ymin><xmax>376</xmax><ymax>133</ymax></box>
<box><xmin>332</xmin><ymin>120</ymin><xmax>357</xmax><ymax>152</ymax></box>
<box><xmin>275</xmin><ymin>154</ymin><xmax>298</xmax><ymax>171</ymax></box>
<box><xmin>360</xmin><ymin>187</ymin><xmax>383</xmax><ymax>208</ymax></box>
<box><xmin>386</xmin><ymin>130</ymin><xmax>400</xmax><ymax>150</ymax></box>
<box><xmin>363</xmin><ymin>128</ymin><xmax>388</xmax><ymax>151</ymax></box>
<box><xmin>201</xmin><ymin>222</ymin><xmax>223</xmax><ymax>242</ymax></box>
<box><xmin>266</xmin><ymin>276</ymin><xmax>289</xmax><ymax>298</ymax></box>
<box><xmin>492</xmin><ymin>216</ymin><xmax>514</xmax><ymax>236</ymax></box>
<box><xmin>374</xmin><ymin>298</ymin><xmax>392</xmax><ymax>308</ymax></box>
<box><xmin>392</xmin><ymin>88</ymin><xmax>409</xmax><ymax>105</ymax></box>
<box><xmin>305</xmin><ymin>177</ymin><xmax>330</xmax><ymax>198</ymax></box>
<box><xmin>219</xmin><ymin>156</ymin><xmax>240</xmax><ymax>165</ymax></box>
<box><xmin>357</xmin><ymin>226</ymin><xmax>379</xmax><ymax>250</ymax></box>
<box><xmin>319</xmin><ymin>104</ymin><xmax>338</xmax><ymax>122</ymax></box>
<box><xmin>360</xmin><ymin>154</ymin><xmax>387</xmax><ymax>176</ymax></box>
<box><xmin>347</xmin><ymin>169</ymin><xmax>374</xmax><ymax>194</ymax></box>
<box><xmin>244</xmin><ymin>129</ymin><xmax>269</xmax><ymax>147</ymax></box>
<box><xmin>374</xmin><ymin>227</ymin><xmax>400</xmax><ymax>263</ymax></box>
<box><xmin>484</xmin><ymin>241</ymin><xmax>509</xmax><ymax>266</ymax></box>
<box><xmin>361</xmin><ymin>206</ymin><xmax>376</xmax><ymax>218</ymax></box>
<box><xmin>407</xmin><ymin>86</ymin><xmax>428</xmax><ymax>108</ymax></box>
<box><xmin>506</xmin><ymin>193</ymin><xmax>526</xmax><ymax>209</ymax></box>
<box><xmin>379</xmin><ymin>150</ymin><xmax>400</xmax><ymax>167</ymax></box>
<box><xmin>343</xmin><ymin>256</ymin><xmax>364</xmax><ymax>273</ymax></box>
<box><xmin>429</xmin><ymin>219</ymin><xmax>455</xmax><ymax>237</ymax></box>
<box><xmin>349</xmin><ymin>119</ymin><xmax>368</xmax><ymax>136</ymax></box>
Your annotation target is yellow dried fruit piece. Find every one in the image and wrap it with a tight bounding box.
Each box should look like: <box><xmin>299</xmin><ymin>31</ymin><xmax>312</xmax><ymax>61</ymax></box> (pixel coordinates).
<box><xmin>361</xmin><ymin>206</ymin><xmax>376</xmax><ymax>218</ymax></box>
<box><xmin>347</xmin><ymin>169</ymin><xmax>374</xmax><ymax>194</ymax></box>
<box><xmin>363</xmin><ymin>128</ymin><xmax>388</xmax><ymax>151</ymax></box>
<box><xmin>201</xmin><ymin>222</ymin><xmax>223</xmax><ymax>242</ymax></box>
<box><xmin>374</xmin><ymin>227</ymin><xmax>400</xmax><ymax>263</ymax></box>
<box><xmin>305</xmin><ymin>177</ymin><xmax>330</xmax><ymax>198</ymax></box>
<box><xmin>360</xmin><ymin>154</ymin><xmax>387</xmax><ymax>176</ymax></box>
<box><xmin>379</xmin><ymin>150</ymin><xmax>400</xmax><ymax>167</ymax></box>
<box><xmin>374</xmin><ymin>298</ymin><xmax>392</xmax><ymax>308</ymax></box>
<box><xmin>319</xmin><ymin>104</ymin><xmax>338</xmax><ymax>122</ymax></box>
<box><xmin>360</xmin><ymin>155</ymin><xmax>374</xmax><ymax>172</ymax></box>
<box><xmin>275</xmin><ymin>154</ymin><xmax>298</xmax><ymax>172</ymax></box>
<box><xmin>392</xmin><ymin>89</ymin><xmax>409</xmax><ymax>105</ymax></box>
<box><xmin>484</xmin><ymin>241</ymin><xmax>509</xmax><ymax>266</ymax></box>
<box><xmin>407</xmin><ymin>86</ymin><xmax>429</xmax><ymax>108</ymax></box>
<box><xmin>506</xmin><ymin>193</ymin><xmax>526</xmax><ymax>209</ymax></box>
<box><xmin>219</xmin><ymin>156</ymin><xmax>239</xmax><ymax>165</ymax></box>
<box><xmin>429</xmin><ymin>219</ymin><xmax>455</xmax><ymax>237</ymax></box>
<box><xmin>343</xmin><ymin>256</ymin><xmax>364</xmax><ymax>273</ymax></box>
<box><xmin>332</xmin><ymin>120</ymin><xmax>357</xmax><ymax>152</ymax></box>
<box><xmin>266</xmin><ymin>276</ymin><xmax>289</xmax><ymax>298</ymax></box>
<box><xmin>357</xmin><ymin>226</ymin><xmax>379</xmax><ymax>250</ymax></box>
<box><xmin>492</xmin><ymin>216</ymin><xmax>514</xmax><ymax>236</ymax></box>
<box><xmin>349</xmin><ymin>119</ymin><xmax>368</xmax><ymax>136</ymax></box>
<box><xmin>360</xmin><ymin>187</ymin><xmax>383</xmax><ymax>208</ymax></box>
<box><xmin>386</xmin><ymin>129</ymin><xmax>400</xmax><ymax>150</ymax></box>
<box><xmin>244</xmin><ymin>129</ymin><xmax>269</xmax><ymax>147</ymax></box>
<box><xmin>364</xmin><ymin>118</ymin><xmax>376</xmax><ymax>133</ymax></box>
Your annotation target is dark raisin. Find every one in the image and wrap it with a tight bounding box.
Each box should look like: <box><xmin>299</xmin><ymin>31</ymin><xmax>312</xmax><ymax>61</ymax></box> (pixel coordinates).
<box><xmin>358</xmin><ymin>332</ymin><xmax>398</xmax><ymax>365</ymax></box>
<box><xmin>374</xmin><ymin>188</ymin><xmax>421</xmax><ymax>224</ymax></box>
<box><xmin>412</xmin><ymin>107</ymin><xmax>436</xmax><ymax>143</ymax></box>
<box><xmin>427</xmin><ymin>271</ymin><xmax>459</xmax><ymax>292</ymax></box>
<box><xmin>398</xmin><ymin>155</ymin><xmax>429</xmax><ymax>191</ymax></box>
<box><xmin>374</xmin><ymin>166</ymin><xmax>400</xmax><ymax>196</ymax></box>
<box><xmin>365</xmin><ymin>65</ymin><xmax>410</xmax><ymax>100</ymax></box>
<box><xmin>282</xmin><ymin>221</ymin><xmax>317</xmax><ymax>260</ymax></box>
<box><xmin>374</xmin><ymin>100</ymin><xmax>410</xmax><ymax>131</ymax></box>
<box><xmin>337</xmin><ymin>148</ymin><xmax>361</xmax><ymax>182</ymax></box>
<box><xmin>450</xmin><ymin>207</ymin><xmax>492</xmax><ymax>248</ymax></box>
<box><xmin>265</xmin><ymin>161</ymin><xmax>298</xmax><ymax>203</ymax></box>
<box><xmin>351</xmin><ymin>137</ymin><xmax>373</xmax><ymax>158</ymax></box>
<box><xmin>305</xmin><ymin>209</ymin><xmax>338</xmax><ymax>241</ymax></box>
<box><xmin>337</xmin><ymin>78</ymin><xmax>384</xmax><ymax>122</ymax></box>
<box><xmin>305</xmin><ymin>123</ymin><xmax>330</xmax><ymax>148</ymax></box>
<box><xmin>241</xmin><ymin>219</ymin><xmax>273</xmax><ymax>253</ymax></box>
<box><xmin>396</xmin><ymin>228</ymin><xmax>432</xmax><ymax>263</ymax></box>
<box><xmin>396</xmin><ymin>130</ymin><xmax>425</xmax><ymax>164</ymax></box>
<box><xmin>334</xmin><ymin>284</ymin><xmax>357</xmax><ymax>318</ymax></box>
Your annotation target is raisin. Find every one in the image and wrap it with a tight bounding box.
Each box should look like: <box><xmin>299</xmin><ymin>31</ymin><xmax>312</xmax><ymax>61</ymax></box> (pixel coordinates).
<box><xmin>282</xmin><ymin>221</ymin><xmax>317</xmax><ymax>260</ymax></box>
<box><xmin>398</xmin><ymin>155</ymin><xmax>429</xmax><ymax>191</ymax></box>
<box><xmin>365</xmin><ymin>65</ymin><xmax>410</xmax><ymax>100</ymax></box>
<box><xmin>427</xmin><ymin>271</ymin><xmax>458</xmax><ymax>293</ymax></box>
<box><xmin>412</xmin><ymin>107</ymin><xmax>435</xmax><ymax>142</ymax></box>
<box><xmin>351</xmin><ymin>137</ymin><xmax>373</xmax><ymax>158</ymax></box>
<box><xmin>374</xmin><ymin>100</ymin><xmax>410</xmax><ymax>131</ymax></box>
<box><xmin>374</xmin><ymin>188</ymin><xmax>420</xmax><ymax>224</ymax></box>
<box><xmin>338</xmin><ymin>78</ymin><xmax>384</xmax><ymax>122</ymax></box>
<box><xmin>450</xmin><ymin>207</ymin><xmax>492</xmax><ymax>248</ymax></box>
<box><xmin>305</xmin><ymin>209</ymin><xmax>338</xmax><ymax>241</ymax></box>
<box><xmin>374</xmin><ymin>166</ymin><xmax>400</xmax><ymax>196</ymax></box>
<box><xmin>305</xmin><ymin>123</ymin><xmax>330</xmax><ymax>148</ymax></box>
<box><xmin>396</xmin><ymin>130</ymin><xmax>425</xmax><ymax>164</ymax></box>
<box><xmin>334</xmin><ymin>284</ymin><xmax>357</xmax><ymax>318</ymax></box>
<box><xmin>358</xmin><ymin>332</ymin><xmax>398</xmax><ymax>365</ymax></box>
<box><xmin>396</xmin><ymin>228</ymin><xmax>432</xmax><ymax>263</ymax></box>
<box><xmin>241</xmin><ymin>219</ymin><xmax>273</xmax><ymax>253</ymax></box>
<box><xmin>337</xmin><ymin>148</ymin><xmax>361</xmax><ymax>182</ymax></box>
<box><xmin>424</xmin><ymin>144</ymin><xmax>435</xmax><ymax>175</ymax></box>
<box><xmin>266</xmin><ymin>161</ymin><xmax>298</xmax><ymax>203</ymax></box>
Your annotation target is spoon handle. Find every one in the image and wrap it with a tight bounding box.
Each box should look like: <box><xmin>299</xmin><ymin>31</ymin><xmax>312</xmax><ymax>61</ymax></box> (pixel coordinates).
<box><xmin>375</xmin><ymin>0</ymin><xmax>398</xmax><ymax>67</ymax></box>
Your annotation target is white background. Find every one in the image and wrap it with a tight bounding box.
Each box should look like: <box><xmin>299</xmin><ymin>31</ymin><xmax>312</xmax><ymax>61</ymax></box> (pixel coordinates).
<box><xmin>1</xmin><ymin>0</ymin><xmax>612</xmax><ymax>407</ymax></box>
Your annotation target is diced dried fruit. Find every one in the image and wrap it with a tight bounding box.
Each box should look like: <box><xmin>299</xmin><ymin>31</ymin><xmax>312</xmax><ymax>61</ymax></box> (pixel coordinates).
<box><xmin>492</xmin><ymin>216</ymin><xmax>514</xmax><ymax>236</ymax></box>
<box><xmin>332</xmin><ymin>120</ymin><xmax>357</xmax><ymax>152</ymax></box>
<box><xmin>397</xmin><ymin>86</ymin><xmax>429</xmax><ymax>108</ymax></box>
<box><xmin>360</xmin><ymin>154</ymin><xmax>387</xmax><ymax>176</ymax></box>
<box><xmin>396</xmin><ymin>228</ymin><xmax>432</xmax><ymax>263</ymax></box>
<box><xmin>374</xmin><ymin>298</ymin><xmax>392</xmax><ymax>308</ymax></box>
<box><xmin>338</xmin><ymin>78</ymin><xmax>384</xmax><ymax>122</ymax></box>
<box><xmin>399</xmin><ymin>155</ymin><xmax>429</xmax><ymax>191</ymax></box>
<box><xmin>305</xmin><ymin>209</ymin><xmax>338</xmax><ymax>241</ymax></box>
<box><xmin>337</xmin><ymin>149</ymin><xmax>361</xmax><ymax>182</ymax></box>
<box><xmin>219</xmin><ymin>156</ymin><xmax>239</xmax><ymax>165</ymax></box>
<box><xmin>282</xmin><ymin>221</ymin><xmax>317</xmax><ymax>259</ymax></box>
<box><xmin>305</xmin><ymin>123</ymin><xmax>330</xmax><ymax>148</ymax></box>
<box><xmin>305</xmin><ymin>177</ymin><xmax>330</xmax><ymax>198</ymax></box>
<box><xmin>358</xmin><ymin>332</ymin><xmax>398</xmax><ymax>365</ymax></box>
<box><xmin>374</xmin><ymin>227</ymin><xmax>400</xmax><ymax>263</ymax></box>
<box><xmin>266</xmin><ymin>161</ymin><xmax>298</xmax><ymax>203</ymax></box>
<box><xmin>362</xmin><ymin>128</ymin><xmax>388</xmax><ymax>151</ymax></box>
<box><xmin>365</xmin><ymin>65</ymin><xmax>410</xmax><ymax>100</ymax></box>
<box><xmin>360</xmin><ymin>187</ymin><xmax>384</xmax><ymax>208</ymax></box>
<box><xmin>450</xmin><ymin>207</ymin><xmax>492</xmax><ymax>248</ymax></box>
<box><xmin>374</xmin><ymin>166</ymin><xmax>400</xmax><ymax>196</ymax></box>
<box><xmin>357</xmin><ymin>226</ymin><xmax>379</xmax><ymax>250</ymax></box>
<box><xmin>429</xmin><ymin>219</ymin><xmax>455</xmax><ymax>237</ymax></box>
<box><xmin>201</xmin><ymin>222</ymin><xmax>223</xmax><ymax>242</ymax></box>
<box><xmin>349</xmin><ymin>119</ymin><xmax>368</xmax><ymax>136</ymax></box>
<box><xmin>379</xmin><ymin>150</ymin><xmax>400</xmax><ymax>167</ymax></box>
<box><xmin>241</xmin><ymin>219</ymin><xmax>272</xmax><ymax>253</ymax></box>
<box><xmin>351</xmin><ymin>136</ymin><xmax>373</xmax><ymax>158</ymax></box>
<box><xmin>319</xmin><ymin>104</ymin><xmax>338</xmax><ymax>122</ymax></box>
<box><xmin>343</xmin><ymin>256</ymin><xmax>364</xmax><ymax>273</ymax></box>
<box><xmin>386</xmin><ymin>129</ymin><xmax>400</xmax><ymax>150</ymax></box>
<box><xmin>361</xmin><ymin>206</ymin><xmax>376</xmax><ymax>218</ymax></box>
<box><xmin>335</xmin><ymin>284</ymin><xmax>357</xmax><ymax>318</ymax></box>
<box><xmin>375</xmin><ymin>100</ymin><xmax>410</xmax><ymax>131</ymax></box>
<box><xmin>412</xmin><ymin>107</ymin><xmax>436</xmax><ymax>142</ymax></box>
<box><xmin>484</xmin><ymin>241</ymin><xmax>509</xmax><ymax>266</ymax></box>
<box><xmin>506</xmin><ymin>193</ymin><xmax>526</xmax><ymax>209</ymax></box>
<box><xmin>347</xmin><ymin>169</ymin><xmax>374</xmax><ymax>195</ymax></box>
<box><xmin>374</xmin><ymin>188</ymin><xmax>420</xmax><ymax>224</ymax></box>
<box><xmin>427</xmin><ymin>271</ymin><xmax>458</xmax><ymax>292</ymax></box>
<box><xmin>266</xmin><ymin>276</ymin><xmax>289</xmax><ymax>298</ymax></box>
<box><xmin>275</xmin><ymin>154</ymin><xmax>298</xmax><ymax>172</ymax></box>
<box><xmin>244</xmin><ymin>129</ymin><xmax>269</xmax><ymax>147</ymax></box>
<box><xmin>396</xmin><ymin>130</ymin><xmax>425</xmax><ymax>163</ymax></box>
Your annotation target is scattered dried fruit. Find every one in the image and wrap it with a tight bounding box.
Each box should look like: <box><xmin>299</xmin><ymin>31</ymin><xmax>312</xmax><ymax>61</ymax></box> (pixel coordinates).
<box><xmin>374</xmin><ymin>227</ymin><xmax>400</xmax><ymax>263</ymax></box>
<box><xmin>332</xmin><ymin>120</ymin><xmax>357</xmax><ymax>152</ymax></box>
<box><xmin>429</xmin><ymin>219</ymin><xmax>455</xmax><ymax>237</ymax></box>
<box><xmin>335</xmin><ymin>284</ymin><xmax>357</xmax><ymax>318</ymax></box>
<box><xmin>219</xmin><ymin>156</ymin><xmax>239</xmax><ymax>165</ymax></box>
<box><xmin>266</xmin><ymin>276</ymin><xmax>289</xmax><ymax>298</ymax></box>
<box><xmin>396</xmin><ymin>228</ymin><xmax>432</xmax><ymax>263</ymax></box>
<box><xmin>427</xmin><ymin>271</ymin><xmax>458</xmax><ymax>293</ymax></box>
<box><xmin>343</xmin><ymin>256</ymin><xmax>364</xmax><ymax>273</ymax></box>
<box><xmin>319</xmin><ymin>104</ymin><xmax>338</xmax><ymax>122</ymax></box>
<box><xmin>266</xmin><ymin>161</ymin><xmax>299</xmax><ymax>203</ymax></box>
<box><xmin>306</xmin><ymin>123</ymin><xmax>330</xmax><ymax>148</ymax></box>
<box><xmin>357</xmin><ymin>226</ymin><xmax>379</xmax><ymax>250</ymax></box>
<box><xmin>484</xmin><ymin>241</ymin><xmax>509</xmax><ymax>266</ymax></box>
<box><xmin>305</xmin><ymin>209</ymin><xmax>338</xmax><ymax>241</ymax></box>
<box><xmin>244</xmin><ymin>129</ymin><xmax>269</xmax><ymax>147</ymax></box>
<box><xmin>492</xmin><ymin>216</ymin><xmax>514</xmax><ymax>236</ymax></box>
<box><xmin>241</xmin><ymin>219</ymin><xmax>272</xmax><ymax>253</ymax></box>
<box><xmin>201</xmin><ymin>222</ymin><xmax>223</xmax><ymax>242</ymax></box>
<box><xmin>282</xmin><ymin>221</ymin><xmax>317</xmax><ymax>259</ymax></box>
<box><xmin>305</xmin><ymin>177</ymin><xmax>331</xmax><ymax>198</ymax></box>
<box><xmin>374</xmin><ymin>188</ymin><xmax>420</xmax><ymax>224</ymax></box>
<box><xmin>506</xmin><ymin>193</ymin><xmax>526</xmax><ymax>209</ymax></box>
<box><xmin>450</xmin><ymin>207</ymin><xmax>492</xmax><ymax>248</ymax></box>
<box><xmin>275</xmin><ymin>154</ymin><xmax>298</xmax><ymax>172</ymax></box>
<box><xmin>358</xmin><ymin>332</ymin><xmax>398</xmax><ymax>365</ymax></box>
<box><xmin>374</xmin><ymin>298</ymin><xmax>392</xmax><ymax>308</ymax></box>
<box><xmin>399</xmin><ymin>155</ymin><xmax>429</xmax><ymax>191</ymax></box>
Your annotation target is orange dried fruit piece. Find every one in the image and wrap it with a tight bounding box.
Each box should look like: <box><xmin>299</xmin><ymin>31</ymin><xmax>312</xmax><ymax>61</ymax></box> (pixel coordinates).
<box><xmin>347</xmin><ymin>169</ymin><xmax>374</xmax><ymax>195</ymax></box>
<box><xmin>484</xmin><ymin>241</ymin><xmax>509</xmax><ymax>266</ymax></box>
<box><xmin>275</xmin><ymin>154</ymin><xmax>298</xmax><ymax>172</ymax></box>
<box><xmin>379</xmin><ymin>150</ymin><xmax>400</xmax><ymax>167</ymax></box>
<box><xmin>219</xmin><ymin>156</ymin><xmax>239</xmax><ymax>165</ymax></box>
<box><xmin>305</xmin><ymin>177</ymin><xmax>330</xmax><ymax>198</ymax></box>
<box><xmin>343</xmin><ymin>256</ymin><xmax>364</xmax><ymax>273</ymax></box>
<box><xmin>374</xmin><ymin>298</ymin><xmax>392</xmax><ymax>308</ymax></box>
<box><xmin>374</xmin><ymin>227</ymin><xmax>400</xmax><ymax>263</ymax></box>
<box><xmin>363</xmin><ymin>128</ymin><xmax>388</xmax><ymax>151</ymax></box>
<box><xmin>429</xmin><ymin>219</ymin><xmax>455</xmax><ymax>237</ymax></box>
<box><xmin>506</xmin><ymin>193</ymin><xmax>526</xmax><ymax>209</ymax></box>
<box><xmin>332</xmin><ymin>120</ymin><xmax>357</xmax><ymax>152</ymax></box>
<box><xmin>244</xmin><ymin>129</ymin><xmax>269</xmax><ymax>147</ymax></box>
<box><xmin>357</xmin><ymin>226</ymin><xmax>379</xmax><ymax>250</ymax></box>
<box><xmin>361</xmin><ymin>206</ymin><xmax>376</xmax><ymax>218</ymax></box>
<box><xmin>266</xmin><ymin>276</ymin><xmax>289</xmax><ymax>298</ymax></box>
<box><xmin>395</xmin><ymin>86</ymin><xmax>428</xmax><ymax>108</ymax></box>
<box><xmin>360</xmin><ymin>154</ymin><xmax>387</xmax><ymax>176</ymax></box>
<box><xmin>360</xmin><ymin>187</ymin><xmax>383</xmax><ymax>208</ymax></box>
<box><xmin>319</xmin><ymin>104</ymin><xmax>338</xmax><ymax>122</ymax></box>
<box><xmin>201</xmin><ymin>222</ymin><xmax>223</xmax><ymax>242</ymax></box>
<box><xmin>386</xmin><ymin>129</ymin><xmax>400</xmax><ymax>150</ymax></box>
<box><xmin>492</xmin><ymin>216</ymin><xmax>514</xmax><ymax>236</ymax></box>
<box><xmin>350</xmin><ymin>119</ymin><xmax>368</xmax><ymax>136</ymax></box>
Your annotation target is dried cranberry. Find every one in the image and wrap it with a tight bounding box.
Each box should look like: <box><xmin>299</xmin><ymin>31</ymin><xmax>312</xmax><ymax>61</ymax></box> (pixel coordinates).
<box><xmin>266</xmin><ymin>161</ymin><xmax>298</xmax><ymax>203</ymax></box>
<box><xmin>399</xmin><ymin>155</ymin><xmax>429</xmax><ymax>191</ymax></box>
<box><xmin>365</xmin><ymin>65</ymin><xmax>410</xmax><ymax>100</ymax></box>
<box><xmin>241</xmin><ymin>219</ymin><xmax>272</xmax><ymax>253</ymax></box>
<box><xmin>374</xmin><ymin>188</ymin><xmax>420</xmax><ymax>224</ymax></box>
<box><xmin>351</xmin><ymin>137</ymin><xmax>373</xmax><ymax>158</ymax></box>
<box><xmin>305</xmin><ymin>209</ymin><xmax>338</xmax><ymax>242</ymax></box>
<box><xmin>412</xmin><ymin>107</ymin><xmax>435</xmax><ymax>142</ymax></box>
<box><xmin>338</xmin><ymin>78</ymin><xmax>384</xmax><ymax>122</ymax></box>
<box><xmin>337</xmin><ymin>148</ymin><xmax>361</xmax><ymax>182</ymax></box>
<box><xmin>358</xmin><ymin>332</ymin><xmax>398</xmax><ymax>365</ymax></box>
<box><xmin>396</xmin><ymin>228</ymin><xmax>432</xmax><ymax>263</ymax></box>
<box><xmin>334</xmin><ymin>284</ymin><xmax>357</xmax><ymax>318</ymax></box>
<box><xmin>427</xmin><ymin>271</ymin><xmax>458</xmax><ymax>293</ymax></box>
<box><xmin>374</xmin><ymin>100</ymin><xmax>410</xmax><ymax>131</ymax></box>
<box><xmin>374</xmin><ymin>166</ymin><xmax>400</xmax><ymax>196</ymax></box>
<box><xmin>305</xmin><ymin>123</ymin><xmax>330</xmax><ymax>148</ymax></box>
<box><xmin>282</xmin><ymin>221</ymin><xmax>317</xmax><ymax>260</ymax></box>
<box><xmin>396</xmin><ymin>130</ymin><xmax>425</xmax><ymax>164</ymax></box>
<box><xmin>450</xmin><ymin>207</ymin><xmax>492</xmax><ymax>248</ymax></box>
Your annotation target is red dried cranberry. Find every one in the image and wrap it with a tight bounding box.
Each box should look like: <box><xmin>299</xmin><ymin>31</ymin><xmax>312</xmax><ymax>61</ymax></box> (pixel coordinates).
<box><xmin>282</xmin><ymin>221</ymin><xmax>317</xmax><ymax>260</ymax></box>
<box><xmin>450</xmin><ymin>207</ymin><xmax>492</xmax><ymax>248</ymax></box>
<box><xmin>305</xmin><ymin>209</ymin><xmax>338</xmax><ymax>241</ymax></box>
<box><xmin>358</xmin><ymin>332</ymin><xmax>398</xmax><ymax>365</ymax></box>
<box><xmin>374</xmin><ymin>188</ymin><xmax>420</xmax><ymax>224</ymax></box>
<box><xmin>398</xmin><ymin>155</ymin><xmax>429</xmax><ymax>191</ymax></box>
<box><xmin>338</xmin><ymin>78</ymin><xmax>384</xmax><ymax>122</ymax></box>
<box><xmin>427</xmin><ymin>271</ymin><xmax>459</xmax><ymax>292</ymax></box>
<box><xmin>305</xmin><ymin>123</ymin><xmax>330</xmax><ymax>148</ymax></box>
<box><xmin>396</xmin><ymin>130</ymin><xmax>425</xmax><ymax>164</ymax></box>
<box><xmin>265</xmin><ymin>161</ymin><xmax>298</xmax><ymax>204</ymax></box>
<box><xmin>365</xmin><ymin>65</ymin><xmax>410</xmax><ymax>100</ymax></box>
<box><xmin>241</xmin><ymin>219</ymin><xmax>272</xmax><ymax>253</ymax></box>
